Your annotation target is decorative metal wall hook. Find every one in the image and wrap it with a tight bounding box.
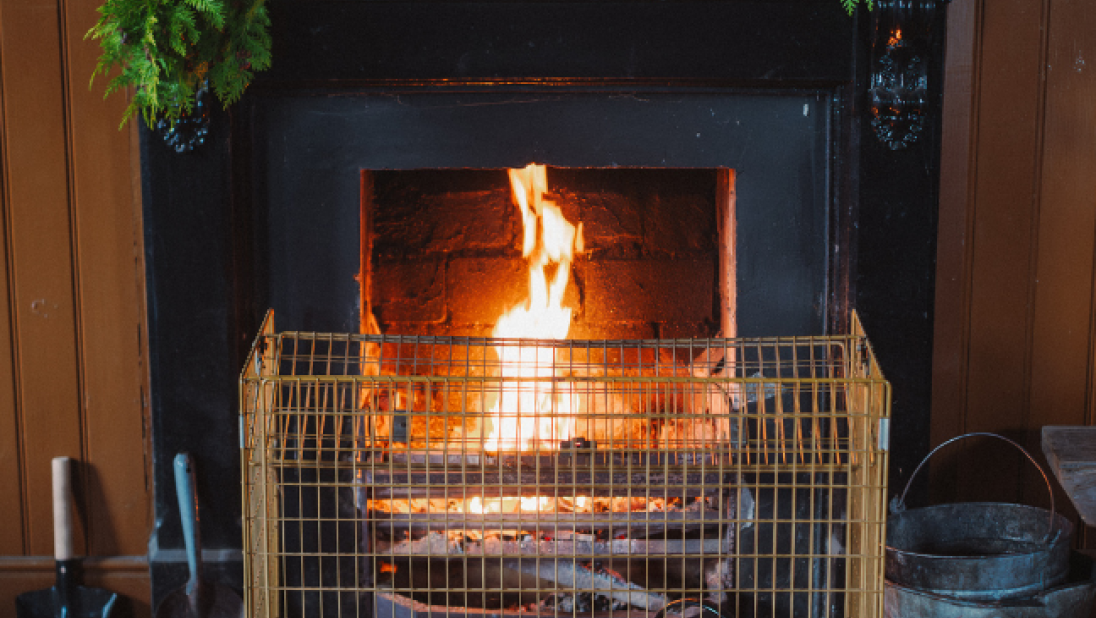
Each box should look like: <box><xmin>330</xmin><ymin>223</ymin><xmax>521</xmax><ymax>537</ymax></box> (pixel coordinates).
<box><xmin>154</xmin><ymin>81</ymin><xmax>211</xmax><ymax>154</ymax></box>
<box><xmin>869</xmin><ymin>0</ymin><xmax>940</xmax><ymax>150</ymax></box>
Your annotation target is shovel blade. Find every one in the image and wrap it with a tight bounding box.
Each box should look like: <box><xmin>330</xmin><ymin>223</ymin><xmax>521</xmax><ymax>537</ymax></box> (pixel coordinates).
<box><xmin>15</xmin><ymin>586</ymin><xmax>118</xmax><ymax>618</ymax></box>
<box><xmin>154</xmin><ymin>582</ymin><xmax>243</xmax><ymax>618</ymax></box>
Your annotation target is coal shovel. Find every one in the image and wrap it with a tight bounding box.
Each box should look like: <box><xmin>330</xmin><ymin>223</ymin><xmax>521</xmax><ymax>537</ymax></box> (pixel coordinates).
<box><xmin>16</xmin><ymin>457</ymin><xmax>118</xmax><ymax>618</ymax></box>
<box><xmin>154</xmin><ymin>453</ymin><xmax>242</xmax><ymax>618</ymax></box>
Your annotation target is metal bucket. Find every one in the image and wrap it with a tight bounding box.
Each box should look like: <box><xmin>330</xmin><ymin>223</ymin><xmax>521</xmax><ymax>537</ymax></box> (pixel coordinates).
<box><xmin>885</xmin><ymin>577</ymin><xmax>1096</xmax><ymax>618</ymax></box>
<box><xmin>886</xmin><ymin>433</ymin><xmax>1075</xmax><ymax>603</ymax></box>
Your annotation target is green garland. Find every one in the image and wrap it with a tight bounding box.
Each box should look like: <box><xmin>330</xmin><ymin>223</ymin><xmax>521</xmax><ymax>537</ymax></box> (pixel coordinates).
<box><xmin>86</xmin><ymin>0</ymin><xmax>272</xmax><ymax>128</ymax></box>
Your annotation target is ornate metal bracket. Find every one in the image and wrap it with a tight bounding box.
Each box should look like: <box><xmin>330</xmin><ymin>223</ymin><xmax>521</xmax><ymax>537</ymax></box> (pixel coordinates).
<box><xmin>869</xmin><ymin>0</ymin><xmax>940</xmax><ymax>150</ymax></box>
<box><xmin>154</xmin><ymin>82</ymin><xmax>211</xmax><ymax>154</ymax></box>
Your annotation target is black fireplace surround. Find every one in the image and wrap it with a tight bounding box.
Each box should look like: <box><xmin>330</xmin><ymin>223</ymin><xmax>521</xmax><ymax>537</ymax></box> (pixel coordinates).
<box><xmin>140</xmin><ymin>0</ymin><xmax>944</xmax><ymax>610</ymax></box>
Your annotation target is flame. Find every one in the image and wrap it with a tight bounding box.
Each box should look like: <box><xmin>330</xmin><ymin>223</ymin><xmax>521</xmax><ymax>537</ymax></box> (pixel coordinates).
<box><xmin>370</xmin><ymin>494</ymin><xmax>676</xmax><ymax>515</ymax></box>
<box><xmin>454</xmin><ymin>164</ymin><xmax>585</xmax><ymax>516</ymax></box>
<box><xmin>483</xmin><ymin>164</ymin><xmax>584</xmax><ymax>452</ymax></box>
<box><xmin>465</xmin><ymin>495</ymin><xmax>570</xmax><ymax>514</ymax></box>
<box><xmin>520</xmin><ymin>496</ymin><xmax>553</xmax><ymax>512</ymax></box>
<box><xmin>364</xmin><ymin>166</ymin><xmax>697</xmax><ymax>518</ymax></box>
<box><xmin>888</xmin><ymin>28</ymin><xmax>903</xmax><ymax>47</ymax></box>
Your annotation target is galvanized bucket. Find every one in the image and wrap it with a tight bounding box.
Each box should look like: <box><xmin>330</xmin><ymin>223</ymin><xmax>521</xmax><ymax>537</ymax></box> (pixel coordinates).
<box><xmin>886</xmin><ymin>433</ymin><xmax>1074</xmax><ymax>603</ymax></box>
<box><xmin>885</xmin><ymin>575</ymin><xmax>1096</xmax><ymax>618</ymax></box>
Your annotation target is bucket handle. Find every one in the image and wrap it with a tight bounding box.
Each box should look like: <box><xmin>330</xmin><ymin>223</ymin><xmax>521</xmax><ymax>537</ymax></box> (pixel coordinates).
<box><xmin>892</xmin><ymin>432</ymin><xmax>1058</xmax><ymax>543</ymax></box>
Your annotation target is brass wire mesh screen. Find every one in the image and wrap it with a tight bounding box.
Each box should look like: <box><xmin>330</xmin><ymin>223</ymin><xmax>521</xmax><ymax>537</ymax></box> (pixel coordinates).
<box><xmin>241</xmin><ymin>311</ymin><xmax>889</xmax><ymax>618</ymax></box>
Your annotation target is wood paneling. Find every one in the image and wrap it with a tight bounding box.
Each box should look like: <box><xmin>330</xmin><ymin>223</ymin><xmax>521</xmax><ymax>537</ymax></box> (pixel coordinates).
<box><xmin>64</xmin><ymin>0</ymin><xmax>151</xmax><ymax>557</ymax></box>
<box><xmin>934</xmin><ymin>0</ymin><xmax>1096</xmax><ymax>522</ymax></box>
<box><xmin>0</xmin><ymin>0</ymin><xmax>151</xmax><ymax>601</ymax></box>
<box><xmin>964</xmin><ymin>0</ymin><xmax>1047</xmax><ymax>502</ymax></box>
<box><xmin>1028</xmin><ymin>0</ymin><xmax>1096</xmax><ymax>503</ymax></box>
<box><xmin>2</xmin><ymin>0</ymin><xmax>86</xmax><ymax>557</ymax></box>
<box><xmin>931</xmin><ymin>0</ymin><xmax>979</xmax><ymax>491</ymax></box>
<box><xmin>0</xmin><ymin>73</ymin><xmax>24</xmax><ymax>558</ymax></box>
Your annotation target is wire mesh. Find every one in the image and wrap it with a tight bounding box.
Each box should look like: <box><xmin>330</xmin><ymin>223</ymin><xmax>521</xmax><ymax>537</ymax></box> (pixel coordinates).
<box><xmin>241</xmin><ymin>310</ymin><xmax>889</xmax><ymax>618</ymax></box>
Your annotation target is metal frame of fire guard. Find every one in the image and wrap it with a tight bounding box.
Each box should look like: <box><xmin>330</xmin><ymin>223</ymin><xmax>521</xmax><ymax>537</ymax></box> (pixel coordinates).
<box><xmin>241</xmin><ymin>310</ymin><xmax>889</xmax><ymax>618</ymax></box>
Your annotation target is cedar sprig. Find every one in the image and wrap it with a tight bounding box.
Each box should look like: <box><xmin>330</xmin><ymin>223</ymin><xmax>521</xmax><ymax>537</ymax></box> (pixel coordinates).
<box><xmin>842</xmin><ymin>0</ymin><xmax>875</xmax><ymax>14</ymax></box>
<box><xmin>86</xmin><ymin>0</ymin><xmax>271</xmax><ymax>129</ymax></box>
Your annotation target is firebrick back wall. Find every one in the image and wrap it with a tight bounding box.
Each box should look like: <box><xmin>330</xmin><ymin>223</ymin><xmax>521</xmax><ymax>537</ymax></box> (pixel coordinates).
<box><xmin>370</xmin><ymin>169</ymin><xmax>719</xmax><ymax>339</ymax></box>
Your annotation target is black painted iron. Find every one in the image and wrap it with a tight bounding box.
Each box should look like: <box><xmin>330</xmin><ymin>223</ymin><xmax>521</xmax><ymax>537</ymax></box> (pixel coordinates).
<box><xmin>252</xmin><ymin>90</ymin><xmax>831</xmax><ymax>336</ymax></box>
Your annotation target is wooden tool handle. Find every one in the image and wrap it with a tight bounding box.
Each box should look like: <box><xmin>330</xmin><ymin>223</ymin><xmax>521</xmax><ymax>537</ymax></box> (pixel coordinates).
<box><xmin>52</xmin><ymin>456</ymin><xmax>74</xmax><ymax>561</ymax></box>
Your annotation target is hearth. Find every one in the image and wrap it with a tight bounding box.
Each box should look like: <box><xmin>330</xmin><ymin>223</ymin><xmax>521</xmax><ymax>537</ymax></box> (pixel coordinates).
<box><xmin>139</xmin><ymin>0</ymin><xmax>942</xmax><ymax>614</ymax></box>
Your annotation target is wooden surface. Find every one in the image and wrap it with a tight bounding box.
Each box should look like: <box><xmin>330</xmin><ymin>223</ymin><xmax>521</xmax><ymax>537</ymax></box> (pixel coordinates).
<box><xmin>1043</xmin><ymin>426</ymin><xmax>1096</xmax><ymax>527</ymax></box>
<box><xmin>717</xmin><ymin>169</ymin><xmax>737</xmax><ymax>340</ymax></box>
<box><xmin>931</xmin><ymin>0</ymin><xmax>1096</xmax><ymax>535</ymax></box>
<box><xmin>0</xmin><ymin>0</ymin><xmax>152</xmax><ymax>604</ymax></box>
<box><xmin>929</xmin><ymin>0</ymin><xmax>979</xmax><ymax>503</ymax></box>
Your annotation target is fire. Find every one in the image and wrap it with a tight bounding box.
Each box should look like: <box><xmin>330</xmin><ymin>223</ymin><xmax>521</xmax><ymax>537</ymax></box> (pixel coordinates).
<box><xmin>464</xmin><ymin>496</ymin><xmax>555</xmax><ymax>514</ymax></box>
<box><xmin>370</xmin><ymin>495</ymin><xmax>682</xmax><ymax>515</ymax></box>
<box><xmin>365</xmin><ymin>165</ymin><xmax>714</xmax><ymax>519</ymax></box>
<box><xmin>482</xmin><ymin>164</ymin><xmax>584</xmax><ymax>452</ymax></box>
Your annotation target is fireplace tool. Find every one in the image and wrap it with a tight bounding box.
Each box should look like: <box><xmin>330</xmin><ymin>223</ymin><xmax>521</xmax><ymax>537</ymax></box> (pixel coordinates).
<box><xmin>241</xmin><ymin>310</ymin><xmax>890</xmax><ymax>618</ymax></box>
<box><xmin>16</xmin><ymin>457</ymin><xmax>118</xmax><ymax>618</ymax></box>
<box><xmin>156</xmin><ymin>453</ymin><xmax>243</xmax><ymax>618</ymax></box>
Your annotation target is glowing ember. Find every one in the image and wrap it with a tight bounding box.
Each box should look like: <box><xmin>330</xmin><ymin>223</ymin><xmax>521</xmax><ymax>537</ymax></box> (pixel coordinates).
<box><xmin>369</xmin><ymin>495</ymin><xmax>691</xmax><ymax>515</ymax></box>
<box><xmin>483</xmin><ymin>164</ymin><xmax>584</xmax><ymax>453</ymax></box>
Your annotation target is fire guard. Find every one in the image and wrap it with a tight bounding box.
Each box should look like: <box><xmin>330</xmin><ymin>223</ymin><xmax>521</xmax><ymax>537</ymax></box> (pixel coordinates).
<box><xmin>240</xmin><ymin>310</ymin><xmax>890</xmax><ymax>618</ymax></box>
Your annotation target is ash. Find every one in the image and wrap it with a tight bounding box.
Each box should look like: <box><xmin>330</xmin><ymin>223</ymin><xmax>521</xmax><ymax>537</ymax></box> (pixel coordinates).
<box><xmin>525</xmin><ymin>564</ymin><xmax>638</xmax><ymax>613</ymax></box>
<box><xmin>536</xmin><ymin>591</ymin><xmax>631</xmax><ymax>613</ymax></box>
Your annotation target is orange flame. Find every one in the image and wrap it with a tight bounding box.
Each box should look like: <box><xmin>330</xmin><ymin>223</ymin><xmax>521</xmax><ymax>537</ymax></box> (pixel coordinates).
<box><xmin>483</xmin><ymin>164</ymin><xmax>584</xmax><ymax>452</ymax></box>
<box><xmin>888</xmin><ymin>28</ymin><xmax>903</xmax><ymax>47</ymax></box>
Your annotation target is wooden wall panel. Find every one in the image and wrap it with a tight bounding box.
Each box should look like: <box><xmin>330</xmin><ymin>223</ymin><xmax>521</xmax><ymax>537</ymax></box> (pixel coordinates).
<box><xmin>1</xmin><ymin>0</ymin><xmax>87</xmax><ymax>557</ymax></box>
<box><xmin>64</xmin><ymin>0</ymin><xmax>151</xmax><ymax>557</ymax></box>
<box><xmin>934</xmin><ymin>0</ymin><xmax>1096</xmax><ymax>523</ymax></box>
<box><xmin>930</xmin><ymin>0</ymin><xmax>979</xmax><ymax>498</ymax></box>
<box><xmin>0</xmin><ymin>569</ymin><xmax>53</xmax><ymax>612</ymax></box>
<box><xmin>955</xmin><ymin>0</ymin><xmax>1047</xmax><ymax>503</ymax></box>
<box><xmin>0</xmin><ymin>0</ymin><xmax>151</xmax><ymax>601</ymax></box>
<box><xmin>1026</xmin><ymin>0</ymin><xmax>1096</xmax><ymax>501</ymax></box>
<box><xmin>0</xmin><ymin>92</ymin><xmax>24</xmax><ymax>556</ymax></box>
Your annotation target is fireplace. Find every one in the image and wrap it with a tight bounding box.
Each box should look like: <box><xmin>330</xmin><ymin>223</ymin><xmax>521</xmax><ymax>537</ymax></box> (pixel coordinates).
<box><xmin>139</xmin><ymin>0</ymin><xmax>942</xmax><ymax>613</ymax></box>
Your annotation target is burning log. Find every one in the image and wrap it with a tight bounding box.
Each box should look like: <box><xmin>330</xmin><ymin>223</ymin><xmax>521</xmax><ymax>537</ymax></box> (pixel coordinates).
<box><xmin>684</xmin><ymin>344</ymin><xmax>735</xmax><ymax>446</ymax></box>
<box><xmin>703</xmin><ymin>507</ymin><xmax>737</xmax><ymax>605</ymax></box>
<box><xmin>502</xmin><ymin>559</ymin><xmax>668</xmax><ymax>611</ymax></box>
<box><xmin>375</xmin><ymin>532</ymin><xmax>729</xmax><ymax>557</ymax></box>
<box><xmin>368</xmin><ymin>507</ymin><xmax>726</xmax><ymax>537</ymax></box>
<box><xmin>363</xmin><ymin>469</ymin><xmax>728</xmax><ymax>501</ymax></box>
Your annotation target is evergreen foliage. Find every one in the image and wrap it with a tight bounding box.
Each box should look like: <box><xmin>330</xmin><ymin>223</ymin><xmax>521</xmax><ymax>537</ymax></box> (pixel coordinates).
<box><xmin>843</xmin><ymin>0</ymin><xmax>874</xmax><ymax>15</ymax></box>
<box><xmin>86</xmin><ymin>0</ymin><xmax>271</xmax><ymax>128</ymax></box>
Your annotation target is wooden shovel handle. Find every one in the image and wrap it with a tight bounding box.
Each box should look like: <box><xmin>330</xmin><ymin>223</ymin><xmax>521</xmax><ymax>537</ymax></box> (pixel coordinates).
<box><xmin>52</xmin><ymin>456</ymin><xmax>74</xmax><ymax>561</ymax></box>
